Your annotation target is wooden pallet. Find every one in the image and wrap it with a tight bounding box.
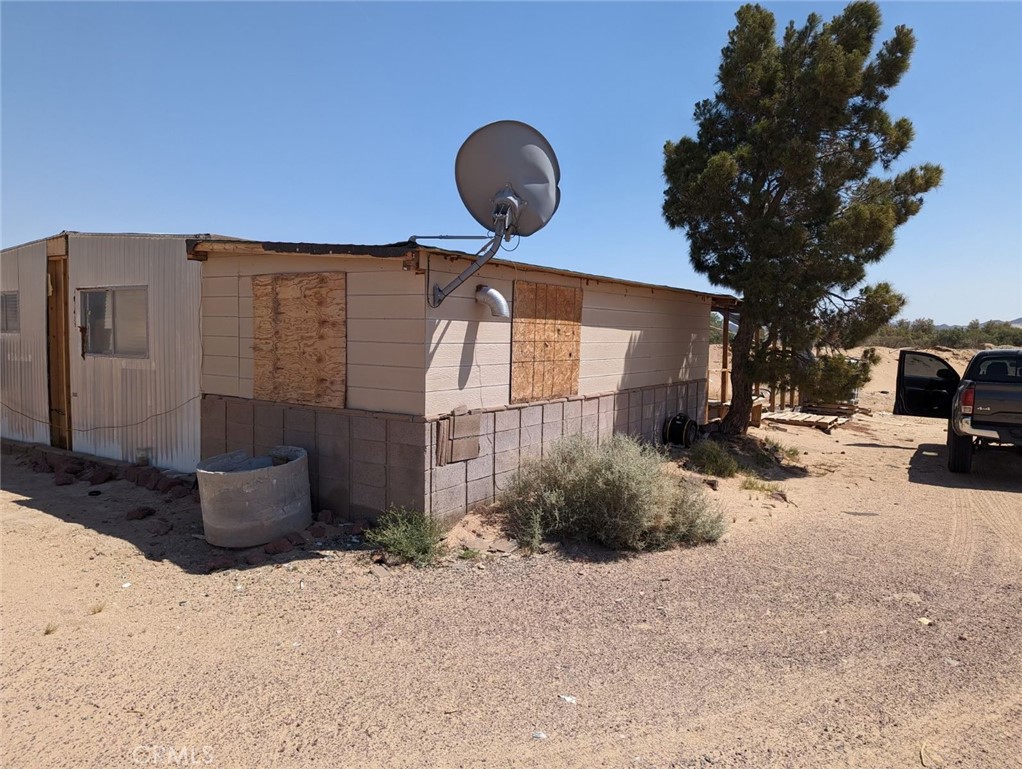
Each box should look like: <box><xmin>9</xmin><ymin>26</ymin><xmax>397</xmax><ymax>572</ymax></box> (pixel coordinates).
<box><xmin>762</xmin><ymin>410</ymin><xmax>850</xmax><ymax>433</ymax></box>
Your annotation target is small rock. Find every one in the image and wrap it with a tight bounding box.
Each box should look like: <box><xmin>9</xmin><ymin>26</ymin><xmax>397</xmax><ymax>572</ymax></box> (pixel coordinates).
<box><xmin>135</xmin><ymin>468</ymin><xmax>157</xmax><ymax>486</ymax></box>
<box><xmin>205</xmin><ymin>555</ymin><xmax>236</xmax><ymax>573</ymax></box>
<box><xmin>54</xmin><ymin>472</ymin><xmax>76</xmax><ymax>486</ymax></box>
<box><xmin>476</xmin><ymin>563</ymin><xmax>486</xmax><ymax>570</ymax></box>
<box><xmin>490</xmin><ymin>538</ymin><xmax>518</xmax><ymax>554</ymax></box>
<box><xmin>532</xmin><ymin>731</ymin><xmax>547</xmax><ymax>741</ymax></box>
<box><xmin>244</xmin><ymin>551</ymin><xmax>268</xmax><ymax>566</ymax></box>
<box><xmin>321</xmin><ymin>524</ymin><xmax>343</xmax><ymax>539</ymax></box>
<box><xmin>89</xmin><ymin>467</ymin><xmax>114</xmax><ymax>486</ymax></box>
<box><xmin>148</xmin><ymin>519</ymin><xmax>173</xmax><ymax>536</ymax></box>
<box><xmin>126</xmin><ymin>506</ymin><xmax>156</xmax><ymax>520</ymax></box>
<box><xmin>124</xmin><ymin>466</ymin><xmax>141</xmax><ymax>483</ymax></box>
<box><xmin>370</xmin><ymin>564</ymin><xmax>389</xmax><ymax>579</ymax></box>
<box><xmin>316</xmin><ymin>509</ymin><xmax>334</xmax><ymax>524</ymax></box>
<box><xmin>378</xmin><ymin>552</ymin><xmax>405</xmax><ymax>567</ymax></box>
<box><xmin>559</xmin><ymin>695</ymin><xmax>577</xmax><ymax>704</ymax></box>
<box><xmin>264</xmin><ymin>538</ymin><xmax>294</xmax><ymax>555</ymax></box>
<box><xmin>704</xmin><ymin>478</ymin><xmax>720</xmax><ymax>491</ymax></box>
<box><xmin>284</xmin><ymin>531</ymin><xmax>306</xmax><ymax>547</ymax></box>
<box><xmin>121</xmin><ymin>582</ymin><xmax>132</xmax><ymax>589</ymax></box>
<box><xmin>460</xmin><ymin>535</ymin><xmax>490</xmax><ymax>551</ymax></box>
<box><xmin>166</xmin><ymin>485</ymin><xmax>192</xmax><ymax>500</ymax></box>
<box><xmin>145</xmin><ymin>472</ymin><xmax>162</xmax><ymax>491</ymax></box>
<box><xmin>308</xmin><ymin>522</ymin><xmax>328</xmax><ymax>539</ymax></box>
<box><xmin>944</xmin><ymin>658</ymin><xmax>961</xmax><ymax>667</ymax></box>
<box><xmin>917</xmin><ymin>617</ymin><xmax>934</xmax><ymax>626</ymax></box>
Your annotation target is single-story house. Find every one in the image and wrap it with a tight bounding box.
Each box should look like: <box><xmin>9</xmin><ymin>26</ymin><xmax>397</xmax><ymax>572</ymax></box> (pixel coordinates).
<box><xmin>2</xmin><ymin>231</ymin><xmax>739</xmax><ymax>523</ymax></box>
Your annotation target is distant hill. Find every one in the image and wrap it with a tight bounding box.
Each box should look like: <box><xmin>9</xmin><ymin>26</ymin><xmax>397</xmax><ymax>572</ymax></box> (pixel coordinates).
<box><xmin>935</xmin><ymin>318</ymin><xmax>1022</xmax><ymax>329</ymax></box>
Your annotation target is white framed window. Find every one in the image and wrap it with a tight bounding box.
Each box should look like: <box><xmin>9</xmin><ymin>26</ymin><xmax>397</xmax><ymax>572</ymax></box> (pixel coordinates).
<box><xmin>80</xmin><ymin>287</ymin><xmax>148</xmax><ymax>357</ymax></box>
<box><xmin>0</xmin><ymin>292</ymin><xmax>19</xmax><ymax>333</ymax></box>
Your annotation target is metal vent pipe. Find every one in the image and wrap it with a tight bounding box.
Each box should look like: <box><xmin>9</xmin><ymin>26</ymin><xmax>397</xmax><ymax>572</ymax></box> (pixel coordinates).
<box><xmin>475</xmin><ymin>285</ymin><xmax>510</xmax><ymax>318</ymax></box>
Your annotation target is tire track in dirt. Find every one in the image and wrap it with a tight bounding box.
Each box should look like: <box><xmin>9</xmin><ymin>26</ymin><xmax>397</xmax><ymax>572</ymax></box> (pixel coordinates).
<box><xmin>969</xmin><ymin>487</ymin><xmax>1022</xmax><ymax>565</ymax></box>
<box><xmin>946</xmin><ymin>489</ymin><xmax>978</xmax><ymax>577</ymax></box>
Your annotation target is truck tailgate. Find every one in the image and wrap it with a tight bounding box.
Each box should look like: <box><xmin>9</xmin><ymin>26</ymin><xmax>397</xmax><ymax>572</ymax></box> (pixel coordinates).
<box><xmin>973</xmin><ymin>382</ymin><xmax>1022</xmax><ymax>427</ymax></box>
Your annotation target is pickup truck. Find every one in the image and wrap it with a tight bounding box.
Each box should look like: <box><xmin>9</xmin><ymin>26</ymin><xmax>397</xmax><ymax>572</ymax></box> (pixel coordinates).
<box><xmin>894</xmin><ymin>348</ymin><xmax>1022</xmax><ymax>473</ymax></box>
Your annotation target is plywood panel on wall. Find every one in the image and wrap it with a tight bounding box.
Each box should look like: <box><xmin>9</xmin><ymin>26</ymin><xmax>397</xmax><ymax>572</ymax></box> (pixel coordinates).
<box><xmin>510</xmin><ymin>280</ymin><xmax>582</xmax><ymax>404</ymax></box>
<box><xmin>252</xmin><ymin>272</ymin><xmax>346</xmax><ymax>408</ymax></box>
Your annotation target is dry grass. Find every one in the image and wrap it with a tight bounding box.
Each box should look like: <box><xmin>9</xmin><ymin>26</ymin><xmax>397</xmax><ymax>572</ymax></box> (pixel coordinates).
<box><xmin>89</xmin><ymin>601</ymin><xmax>105</xmax><ymax>615</ymax></box>
<box><xmin>740</xmin><ymin>477</ymin><xmax>781</xmax><ymax>494</ymax></box>
<box><xmin>43</xmin><ymin>623</ymin><xmax>57</xmax><ymax>636</ymax></box>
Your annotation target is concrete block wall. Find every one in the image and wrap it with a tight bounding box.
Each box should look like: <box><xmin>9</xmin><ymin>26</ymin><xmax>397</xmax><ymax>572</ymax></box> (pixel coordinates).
<box><xmin>427</xmin><ymin>378</ymin><xmax>707</xmax><ymax>523</ymax></box>
<box><xmin>200</xmin><ymin>395</ymin><xmax>428</xmax><ymax>523</ymax></box>
<box><xmin>201</xmin><ymin>378</ymin><xmax>706</xmax><ymax>526</ymax></box>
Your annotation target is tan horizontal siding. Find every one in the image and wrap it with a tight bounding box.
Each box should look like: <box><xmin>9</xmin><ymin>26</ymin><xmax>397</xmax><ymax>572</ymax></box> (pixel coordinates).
<box><xmin>201</xmin><ymin>255</ymin><xmax>426</xmax><ymax>412</ymax></box>
<box><xmin>347</xmin><ymin>294</ymin><xmax>423</xmax><ymax>320</ymax></box>
<box><xmin>347</xmin><ymin>363</ymin><xmax>423</xmax><ymax>393</ymax></box>
<box><xmin>347</xmin><ymin>341</ymin><xmax>423</xmax><ymax>368</ymax></box>
<box><xmin>427</xmin><ymin>363</ymin><xmax>510</xmax><ymax>391</ymax></box>
<box><xmin>427</xmin><ymin>385</ymin><xmax>509</xmax><ymax>417</ymax></box>
<box><xmin>578</xmin><ymin>288</ymin><xmax>710</xmax><ymax>397</ymax></box>
<box><xmin>428</xmin><ymin>342</ymin><xmax>510</xmax><ymax>368</ymax></box>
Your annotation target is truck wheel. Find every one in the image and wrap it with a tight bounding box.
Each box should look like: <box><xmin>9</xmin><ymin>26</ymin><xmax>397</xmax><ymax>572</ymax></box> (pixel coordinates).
<box><xmin>947</xmin><ymin>422</ymin><xmax>973</xmax><ymax>473</ymax></box>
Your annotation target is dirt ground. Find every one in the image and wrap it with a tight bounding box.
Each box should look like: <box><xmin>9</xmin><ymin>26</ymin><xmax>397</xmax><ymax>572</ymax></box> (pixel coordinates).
<box><xmin>2</xmin><ymin>348</ymin><xmax>1021</xmax><ymax>769</ymax></box>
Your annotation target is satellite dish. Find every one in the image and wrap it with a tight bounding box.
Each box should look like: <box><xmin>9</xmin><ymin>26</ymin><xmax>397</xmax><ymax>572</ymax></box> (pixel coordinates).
<box><xmin>455</xmin><ymin>120</ymin><xmax>561</xmax><ymax>238</ymax></box>
<box><xmin>424</xmin><ymin>120</ymin><xmax>561</xmax><ymax>309</ymax></box>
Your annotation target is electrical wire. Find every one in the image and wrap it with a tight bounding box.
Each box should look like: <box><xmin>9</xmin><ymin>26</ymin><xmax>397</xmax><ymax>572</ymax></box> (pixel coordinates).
<box><xmin>0</xmin><ymin>394</ymin><xmax>202</xmax><ymax>432</ymax></box>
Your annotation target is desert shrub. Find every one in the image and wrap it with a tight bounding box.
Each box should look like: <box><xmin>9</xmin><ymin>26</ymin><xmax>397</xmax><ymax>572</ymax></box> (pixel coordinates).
<box><xmin>501</xmin><ymin>434</ymin><xmax>724</xmax><ymax>552</ymax></box>
<box><xmin>740</xmin><ymin>477</ymin><xmax>780</xmax><ymax>493</ymax></box>
<box><xmin>365</xmin><ymin>506</ymin><xmax>446</xmax><ymax>566</ymax></box>
<box><xmin>762</xmin><ymin>437</ymin><xmax>801</xmax><ymax>463</ymax></box>
<box><xmin>688</xmin><ymin>438</ymin><xmax>739</xmax><ymax>477</ymax></box>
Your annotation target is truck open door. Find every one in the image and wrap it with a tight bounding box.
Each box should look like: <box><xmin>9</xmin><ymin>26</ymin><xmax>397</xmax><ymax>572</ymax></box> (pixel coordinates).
<box><xmin>894</xmin><ymin>350</ymin><xmax>960</xmax><ymax>418</ymax></box>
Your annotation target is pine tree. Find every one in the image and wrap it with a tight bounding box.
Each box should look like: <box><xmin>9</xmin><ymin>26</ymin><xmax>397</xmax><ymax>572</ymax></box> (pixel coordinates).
<box><xmin>663</xmin><ymin>1</ymin><xmax>942</xmax><ymax>433</ymax></box>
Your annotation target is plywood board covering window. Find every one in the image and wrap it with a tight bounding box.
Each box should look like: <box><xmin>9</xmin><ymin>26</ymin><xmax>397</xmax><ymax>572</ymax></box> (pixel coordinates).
<box><xmin>252</xmin><ymin>272</ymin><xmax>346</xmax><ymax>408</ymax></box>
<box><xmin>511</xmin><ymin>280</ymin><xmax>582</xmax><ymax>403</ymax></box>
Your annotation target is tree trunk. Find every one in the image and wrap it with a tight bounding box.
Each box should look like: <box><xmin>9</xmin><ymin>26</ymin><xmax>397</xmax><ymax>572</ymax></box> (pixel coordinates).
<box><xmin>720</xmin><ymin>313</ymin><xmax>757</xmax><ymax>435</ymax></box>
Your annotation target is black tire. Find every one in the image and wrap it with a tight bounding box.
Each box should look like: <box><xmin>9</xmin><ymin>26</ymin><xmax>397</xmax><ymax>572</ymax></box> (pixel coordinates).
<box><xmin>947</xmin><ymin>422</ymin><xmax>973</xmax><ymax>473</ymax></box>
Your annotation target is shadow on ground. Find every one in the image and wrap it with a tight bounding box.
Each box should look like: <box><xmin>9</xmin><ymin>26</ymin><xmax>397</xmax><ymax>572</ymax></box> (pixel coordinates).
<box><xmin>0</xmin><ymin>452</ymin><xmax>371</xmax><ymax>576</ymax></box>
<box><xmin>907</xmin><ymin>443</ymin><xmax>1022</xmax><ymax>492</ymax></box>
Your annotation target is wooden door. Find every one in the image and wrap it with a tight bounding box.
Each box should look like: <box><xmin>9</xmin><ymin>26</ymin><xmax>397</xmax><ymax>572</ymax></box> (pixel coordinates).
<box><xmin>46</xmin><ymin>255</ymin><xmax>72</xmax><ymax>449</ymax></box>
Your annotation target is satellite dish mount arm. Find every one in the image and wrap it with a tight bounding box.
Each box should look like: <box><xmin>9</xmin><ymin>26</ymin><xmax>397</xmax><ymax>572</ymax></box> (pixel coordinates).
<box><xmin>428</xmin><ymin>184</ymin><xmax>522</xmax><ymax>309</ymax></box>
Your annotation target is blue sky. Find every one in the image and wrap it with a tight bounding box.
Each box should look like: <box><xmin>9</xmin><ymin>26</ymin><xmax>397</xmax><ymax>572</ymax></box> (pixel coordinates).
<box><xmin>2</xmin><ymin>1</ymin><xmax>1020</xmax><ymax>325</ymax></box>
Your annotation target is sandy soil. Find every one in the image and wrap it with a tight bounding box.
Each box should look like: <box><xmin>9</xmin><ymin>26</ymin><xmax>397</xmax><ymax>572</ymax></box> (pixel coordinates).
<box><xmin>3</xmin><ymin>348</ymin><xmax>1021</xmax><ymax>769</ymax></box>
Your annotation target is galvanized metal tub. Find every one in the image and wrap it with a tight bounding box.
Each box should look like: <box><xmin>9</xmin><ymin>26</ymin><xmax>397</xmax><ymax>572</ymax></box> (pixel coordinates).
<box><xmin>196</xmin><ymin>446</ymin><xmax>312</xmax><ymax>548</ymax></box>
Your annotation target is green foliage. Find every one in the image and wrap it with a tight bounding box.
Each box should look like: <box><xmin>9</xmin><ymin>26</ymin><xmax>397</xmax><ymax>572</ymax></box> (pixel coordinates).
<box><xmin>740</xmin><ymin>477</ymin><xmax>780</xmax><ymax>493</ymax></box>
<box><xmin>797</xmin><ymin>348</ymin><xmax>879</xmax><ymax>404</ymax></box>
<box><xmin>763</xmin><ymin>437</ymin><xmax>801</xmax><ymax>462</ymax></box>
<box><xmin>865</xmin><ymin>318</ymin><xmax>1022</xmax><ymax>349</ymax></box>
<box><xmin>663</xmin><ymin>1</ymin><xmax>941</xmax><ymax>433</ymax></box>
<box><xmin>710</xmin><ymin>312</ymin><xmax>736</xmax><ymax>344</ymax></box>
<box><xmin>365</xmin><ymin>506</ymin><xmax>446</xmax><ymax>566</ymax></box>
<box><xmin>500</xmin><ymin>435</ymin><xmax>725</xmax><ymax>552</ymax></box>
<box><xmin>688</xmin><ymin>439</ymin><xmax>739</xmax><ymax>477</ymax></box>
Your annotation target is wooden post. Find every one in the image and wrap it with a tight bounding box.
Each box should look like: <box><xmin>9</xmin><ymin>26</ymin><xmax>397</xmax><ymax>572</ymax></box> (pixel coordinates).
<box><xmin>720</xmin><ymin>308</ymin><xmax>731</xmax><ymax>405</ymax></box>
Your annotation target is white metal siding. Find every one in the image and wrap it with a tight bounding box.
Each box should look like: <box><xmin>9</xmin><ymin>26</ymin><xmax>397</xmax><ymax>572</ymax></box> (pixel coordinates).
<box><xmin>67</xmin><ymin>235</ymin><xmax>201</xmax><ymax>471</ymax></box>
<box><xmin>0</xmin><ymin>243</ymin><xmax>50</xmax><ymax>444</ymax></box>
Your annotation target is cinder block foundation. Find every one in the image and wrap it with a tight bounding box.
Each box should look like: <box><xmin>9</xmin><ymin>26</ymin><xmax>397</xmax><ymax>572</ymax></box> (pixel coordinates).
<box><xmin>200</xmin><ymin>378</ymin><xmax>706</xmax><ymax>526</ymax></box>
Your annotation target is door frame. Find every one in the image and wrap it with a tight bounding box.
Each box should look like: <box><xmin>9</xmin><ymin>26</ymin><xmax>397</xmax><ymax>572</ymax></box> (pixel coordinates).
<box><xmin>46</xmin><ymin>236</ymin><xmax>72</xmax><ymax>450</ymax></box>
